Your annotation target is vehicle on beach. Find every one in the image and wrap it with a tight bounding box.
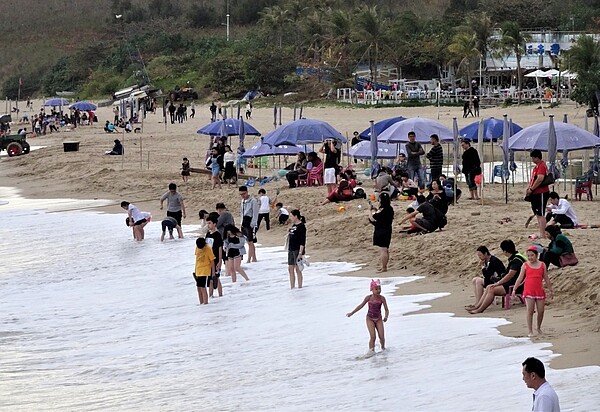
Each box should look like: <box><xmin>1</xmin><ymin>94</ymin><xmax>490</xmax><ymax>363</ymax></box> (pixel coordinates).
<box><xmin>0</xmin><ymin>114</ymin><xmax>30</xmax><ymax>157</ymax></box>
<box><xmin>169</xmin><ymin>85</ymin><xmax>198</xmax><ymax>101</ymax></box>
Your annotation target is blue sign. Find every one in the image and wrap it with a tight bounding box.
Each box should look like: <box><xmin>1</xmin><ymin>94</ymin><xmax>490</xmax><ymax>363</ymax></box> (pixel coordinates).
<box><xmin>550</xmin><ymin>43</ymin><xmax>560</xmax><ymax>55</ymax></box>
<box><xmin>537</xmin><ymin>44</ymin><xmax>545</xmax><ymax>55</ymax></box>
<box><xmin>527</xmin><ymin>45</ymin><xmax>534</xmax><ymax>55</ymax></box>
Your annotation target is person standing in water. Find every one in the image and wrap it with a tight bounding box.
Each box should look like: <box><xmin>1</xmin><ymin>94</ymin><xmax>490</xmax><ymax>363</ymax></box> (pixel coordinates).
<box><xmin>287</xmin><ymin>209</ymin><xmax>306</xmax><ymax>289</ymax></box>
<box><xmin>121</xmin><ymin>201</ymin><xmax>151</xmax><ymax>241</ymax></box>
<box><xmin>346</xmin><ymin>279</ymin><xmax>389</xmax><ymax>356</ymax></box>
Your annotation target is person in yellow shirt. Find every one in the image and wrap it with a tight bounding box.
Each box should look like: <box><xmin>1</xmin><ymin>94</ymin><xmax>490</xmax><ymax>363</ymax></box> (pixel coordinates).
<box><xmin>194</xmin><ymin>237</ymin><xmax>215</xmax><ymax>305</ymax></box>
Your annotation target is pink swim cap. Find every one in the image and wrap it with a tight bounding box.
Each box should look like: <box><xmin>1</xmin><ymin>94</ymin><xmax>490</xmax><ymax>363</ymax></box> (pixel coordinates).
<box><xmin>370</xmin><ymin>279</ymin><xmax>381</xmax><ymax>290</ymax></box>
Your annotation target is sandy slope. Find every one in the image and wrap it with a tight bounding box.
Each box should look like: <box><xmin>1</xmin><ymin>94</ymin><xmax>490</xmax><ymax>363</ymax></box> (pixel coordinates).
<box><xmin>2</xmin><ymin>98</ymin><xmax>598</xmax><ymax>369</ymax></box>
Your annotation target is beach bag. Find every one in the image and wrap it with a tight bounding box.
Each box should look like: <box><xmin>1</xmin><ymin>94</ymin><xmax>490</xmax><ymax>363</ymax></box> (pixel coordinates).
<box><xmin>354</xmin><ymin>187</ymin><xmax>367</xmax><ymax>199</ymax></box>
<box><xmin>541</xmin><ymin>172</ymin><xmax>555</xmax><ymax>187</ymax></box>
<box><xmin>559</xmin><ymin>252</ymin><xmax>578</xmax><ymax>267</ymax></box>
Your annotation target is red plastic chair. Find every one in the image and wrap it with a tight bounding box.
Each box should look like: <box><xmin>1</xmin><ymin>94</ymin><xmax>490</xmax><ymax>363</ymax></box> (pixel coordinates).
<box><xmin>575</xmin><ymin>175</ymin><xmax>593</xmax><ymax>201</ymax></box>
<box><xmin>503</xmin><ymin>286</ymin><xmax>525</xmax><ymax>309</ymax></box>
<box><xmin>297</xmin><ymin>162</ymin><xmax>323</xmax><ymax>186</ymax></box>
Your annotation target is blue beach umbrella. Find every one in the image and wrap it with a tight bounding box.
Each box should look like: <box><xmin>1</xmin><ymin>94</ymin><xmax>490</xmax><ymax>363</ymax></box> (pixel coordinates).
<box><xmin>197</xmin><ymin>118</ymin><xmax>261</xmax><ymax>137</ymax></box>
<box><xmin>70</xmin><ymin>101</ymin><xmax>97</xmax><ymax>111</ymax></box>
<box><xmin>508</xmin><ymin>120</ymin><xmax>600</xmax><ymax>151</ymax></box>
<box><xmin>241</xmin><ymin>143</ymin><xmax>303</xmax><ymax>158</ymax></box>
<box><xmin>459</xmin><ymin>117</ymin><xmax>523</xmax><ymax>142</ymax></box>
<box><xmin>346</xmin><ymin>140</ymin><xmax>404</xmax><ymax>160</ymax></box>
<box><xmin>358</xmin><ymin>116</ymin><xmax>406</xmax><ymax>140</ymax></box>
<box><xmin>370</xmin><ymin>120</ymin><xmax>378</xmax><ymax>166</ymax></box>
<box><xmin>547</xmin><ymin>115</ymin><xmax>561</xmax><ymax>180</ymax></box>
<box><xmin>593</xmin><ymin>116</ymin><xmax>600</xmax><ymax>176</ymax></box>
<box><xmin>378</xmin><ymin>117</ymin><xmax>453</xmax><ymax>143</ymax></box>
<box><xmin>262</xmin><ymin>118</ymin><xmax>346</xmax><ymax>146</ymax></box>
<box><xmin>43</xmin><ymin>97</ymin><xmax>70</xmax><ymax>106</ymax></box>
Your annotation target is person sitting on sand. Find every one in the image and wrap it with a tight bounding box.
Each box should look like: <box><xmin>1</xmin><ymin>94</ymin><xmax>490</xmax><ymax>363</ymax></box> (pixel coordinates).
<box><xmin>286</xmin><ymin>151</ymin><xmax>307</xmax><ymax>188</ymax></box>
<box><xmin>545</xmin><ymin>191</ymin><xmax>577</xmax><ymax>229</ymax></box>
<box><xmin>322</xmin><ymin>173</ymin><xmax>354</xmax><ymax>204</ymax></box>
<box><xmin>426</xmin><ymin>179</ymin><xmax>451</xmax><ymax>215</ymax></box>
<box><xmin>470</xmin><ymin>246</ymin><xmax>506</xmax><ymax>306</ymax></box>
<box><xmin>161</xmin><ymin>216</ymin><xmax>183</xmax><ymax>241</ymax></box>
<box><xmin>392</xmin><ymin>153</ymin><xmax>408</xmax><ymax>177</ymax></box>
<box><xmin>397</xmin><ymin>195</ymin><xmax>443</xmax><ymax>234</ymax></box>
<box><xmin>375</xmin><ymin>167</ymin><xmax>399</xmax><ymax>200</ymax></box>
<box><xmin>121</xmin><ymin>201</ymin><xmax>151</xmax><ymax>241</ymax></box>
<box><xmin>297</xmin><ymin>152</ymin><xmax>322</xmax><ymax>181</ymax></box>
<box><xmin>540</xmin><ymin>225</ymin><xmax>576</xmax><ymax>268</ymax></box>
<box><xmin>466</xmin><ymin>240</ymin><xmax>526</xmax><ymax>314</ymax></box>
<box><xmin>397</xmin><ymin>172</ymin><xmax>418</xmax><ymax>198</ymax></box>
<box><xmin>439</xmin><ymin>174</ymin><xmax>462</xmax><ymax>203</ymax></box>
<box><xmin>105</xmin><ymin>139</ymin><xmax>123</xmax><ymax>155</ymax></box>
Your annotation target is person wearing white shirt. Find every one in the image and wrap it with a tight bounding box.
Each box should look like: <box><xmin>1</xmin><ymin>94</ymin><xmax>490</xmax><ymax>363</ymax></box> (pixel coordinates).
<box><xmin>522</xmin><ymin>357</ymin><xmax>560</xmax><ymax>412</ymax></box>
<box><xmin>546</xmin><ymin>192</ymin><xmax>577</xmax><ymax>228</ymax></box>
<box><xmin>256</xmin><ymin>188</ymin><xmax>272</xmax><ymax>231</ymax></box>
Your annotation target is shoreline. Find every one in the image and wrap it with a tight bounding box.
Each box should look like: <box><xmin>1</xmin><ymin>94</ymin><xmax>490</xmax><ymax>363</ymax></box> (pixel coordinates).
<box><xmin>2</xmin><ymin>100</ymin><xmax>598</xmax><ymax>371</ymax></box>
<box><xmin>2</xmin><ymin>182</ymin><xmax>597</xmax><ymax>370</ymax></box>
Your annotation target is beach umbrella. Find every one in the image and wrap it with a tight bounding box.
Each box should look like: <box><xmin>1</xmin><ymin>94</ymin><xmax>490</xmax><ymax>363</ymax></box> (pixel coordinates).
<box><xmin>43</xmin><ymin>97</ymin><xmax>70</xmax><ymax>106</ymax></box>
<box><xmin>377</xmin><ymin>117</ymin><xmax>453</xmax><ymax>143</ymax></box>
<box><xmin>345</xmin><ymin>140</ymin><xmax>402</xmax><ymax>160</ymax></box>
<box><xmin>560</xmin><ymin>114</ymin><xmax>569</xmax><ymax>168</ymax></box>
<box><xmin>241</xmin><ymin>143</ymin><xmax>302</xmax><ymax>158</ymax></box>
<box><xmin>261</xmin><ymin>118</ymin><xmax>346</xmax><ymax>147</ymax></box>
<box><xmin>452</xmin><ymin>117</ymin><xmax>460</xmax><ymax>204</ymax></box>
<box><xmin>69</xmin><ymin>101</ymin><xmax>97</xmax><ymax>111</ymax></box>
<box><xmin>593</xmin><ymin>116</ymin><xmax>599</xmax><ymax>178</ymax></box>
<box><xmin>458</xmin><ymin>117</ymin><xmax>523</xmax><ymax>141</ymax></box>
<box><xmin>358</xmin><ymin>116</ymin><xmax>406</xmax><ymax>140</ymax></box>
<box><xmin>547</xmin><ymin>116</ymin><xmax>561</xmax><ymax>181</ymax></box>
<box><xmin>197</xmin><ymin>118</ymin><xmax>261</xmax><ymax>137</ymax></box>
<box><xmin>508</xmin><ymin>119</ymin><xmax>600</xmax><ymax>152</ymax></box>
<box><xmin>370</xmin><ymin>120</ymin><xmax>378</xmax><ymax>166</ymax></box>
<box><xmin>501</xmin><ymin>115</ymin><xmax>510</xmax><ymax>203</ymax></box>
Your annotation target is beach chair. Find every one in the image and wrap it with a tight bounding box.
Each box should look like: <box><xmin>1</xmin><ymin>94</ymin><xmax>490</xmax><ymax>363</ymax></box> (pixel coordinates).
<box><xmin>297</xmin><ymin>162</ymin><xmax>324</xmax><ymax>187</ymax></box>
<box><xmin>575</xmin><ymin>175</ymin><xmax>593</xmax><ymax>201</ymax></box>
<box><xmin>503</xmin><ymin>286</ymin><xmax>525</xmax><ymax>309</ymax></box>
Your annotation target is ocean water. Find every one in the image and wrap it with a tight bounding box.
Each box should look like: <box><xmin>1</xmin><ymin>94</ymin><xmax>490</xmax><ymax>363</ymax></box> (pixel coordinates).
<box><xmin>1</xmin><ymin>189</ymin><xmax>599</xmax><ymax>411</ymax></box>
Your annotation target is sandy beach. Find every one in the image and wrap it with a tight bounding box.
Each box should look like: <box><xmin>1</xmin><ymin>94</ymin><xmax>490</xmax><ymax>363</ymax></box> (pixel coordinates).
<box><xmin>2</xmin><ymin>98</ymin><xmax>599</xmax><ymax>370</ymax></box>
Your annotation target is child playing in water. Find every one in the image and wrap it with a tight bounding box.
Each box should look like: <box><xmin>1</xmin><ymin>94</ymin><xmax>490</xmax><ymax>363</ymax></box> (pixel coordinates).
<box><xmin>223</xmin><ymin>224</ymin><xmax>250</xmax><ymax>283</ymax></box>
<box><xmin>346</xmin><ymin>279</ymin><xmax>389</xmax><ymax>355</ymax></box>
<box><xmin>512</xmin><ymin>246</ymin><xmax>553</xmax><ymax>337</ymax></box>
<box><xmin>194</xmin><ymin>237</ymin><xmax>215</xmax><ymax>305</ymax></box>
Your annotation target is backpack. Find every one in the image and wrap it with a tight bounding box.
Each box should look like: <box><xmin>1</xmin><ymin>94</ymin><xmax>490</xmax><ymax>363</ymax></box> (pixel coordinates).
<box><xmin>541</xmin><ymin>173</ymin><xmax>555</xmax><ymax>187</ymax></box>
<box><xmin>354</xmin><ymin>187</ymin><xmax>367</xmax><ymax>199</ymax></box>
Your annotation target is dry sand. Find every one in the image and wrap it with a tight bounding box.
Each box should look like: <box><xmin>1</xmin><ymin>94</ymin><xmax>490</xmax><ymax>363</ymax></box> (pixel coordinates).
<box><xmin>2</xmin><ymin>99</ymin><xmax>598</xmax><ymax>369</ymax></box>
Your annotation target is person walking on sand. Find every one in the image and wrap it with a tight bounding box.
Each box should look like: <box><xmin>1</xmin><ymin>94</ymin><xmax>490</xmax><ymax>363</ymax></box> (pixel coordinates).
<box><xmin>369</xmin><ymin>192</ymin><xmax>394</xmax><ymax>273</ymax></box>
<box><xmin>461</xmin><ymin>138</ymin><xmax>481</xmax><ymax>200</ymax></box>
<box><xmin>287</xmin><ymin>209</ymin><xmax>306</xmax><ymax>289</ymax></box>
<box><xmin>512</xmin><ymin>246</ymin><xmax>553</xmax><ymax>337</ymax></box>
<box><xmin>181</xmin><ymin>157</ymin><xmax>191</xmax><ymax>182</ymax></box>
<box><xmin>193</xmin><ymin>237</ymin><xmax>215</xmax><ymax>305</ymax></box>
<box><xmin>160</xmin><ymin>183</ymin><xmax>187</xmax><ymax>227</ymax></box>
<box><xmin>521</xmin><ymin>357</ymin><xmax>560</xmax><ymax>412</ymax></box>
<box><xmin>239</xmin><ymin>186</ymin><xmax>259</xmax><ymax>263</ymax></box>
<box><xmin>346</xmin><ymin>279</ymin><xmax>389</xmax><ymax>356</ymax></box>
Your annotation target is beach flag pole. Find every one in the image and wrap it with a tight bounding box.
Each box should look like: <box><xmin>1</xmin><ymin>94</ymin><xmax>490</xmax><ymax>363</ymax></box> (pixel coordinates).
<box><xmin>293</xmin><ymin>104</ymin><xmax>297</xmax><ymax>121</ymax></box>
<box><xmin>273</xmin><ymin>103</ymin><xmax>277</xmax><ymax>129</ymax></box>
<box><xmin>299</xmin><ymin>104</ymin><xmax>304</xmax><ymax>120</ymax></box>
<box><xmin>278</xmin><ymin>103</ymin><xmax>282</xmax><ymax>125</ymax></box>
<box><xmin>139</xmin><ymin>133</ymin><xmax>143</xmax><ymax>170</ymax></box>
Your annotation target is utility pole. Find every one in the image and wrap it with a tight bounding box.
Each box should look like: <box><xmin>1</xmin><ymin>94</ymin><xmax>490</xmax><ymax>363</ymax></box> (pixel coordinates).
<box><xmin>226</xmin><ymin>0</ymin><xmax>230</xmax><ymax>42</ymax></box>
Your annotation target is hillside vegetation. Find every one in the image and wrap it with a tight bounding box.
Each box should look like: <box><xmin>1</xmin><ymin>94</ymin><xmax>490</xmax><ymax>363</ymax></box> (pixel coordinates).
<box><xmin>2</xmin><ymin>0</ymin><xmax>599</xmax><ymax>101</ymax></box>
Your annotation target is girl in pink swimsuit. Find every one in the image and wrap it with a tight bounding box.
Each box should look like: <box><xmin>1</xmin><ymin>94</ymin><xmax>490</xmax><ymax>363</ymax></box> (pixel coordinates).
<box><xmin>513</xmin><ymin>246</ymin><xmax>553</xmax><ymax>337</ymax></box>
<box><xmin>347</xmin><ymin>279</ymin><xmax>390</xmax><ymax>354</ymax></box>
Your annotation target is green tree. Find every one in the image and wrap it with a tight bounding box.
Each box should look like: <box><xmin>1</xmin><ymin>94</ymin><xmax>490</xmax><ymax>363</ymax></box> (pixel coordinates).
<box><xmin>448</xmin><ymin>30</ymin><xmax>479</xmax><ymax>103</ymax></box>
<box><xmin>567</xmin><ymin>35</ymin><xmax>600</xmax><ymax>109</ymax></box>
<box><xmin>259</xmin><ymin>5</ymin><xmax>291</xmax><ymax>48</ymax></box>
<box><xmin>354</xmin><ymin>6</ymin><xmax>388</xmax><ymax>86</ymax></box>
<box><xmin>497</xmin><ymin>21</ymin><xmax>531</xmax><ymax>104</ymax></box>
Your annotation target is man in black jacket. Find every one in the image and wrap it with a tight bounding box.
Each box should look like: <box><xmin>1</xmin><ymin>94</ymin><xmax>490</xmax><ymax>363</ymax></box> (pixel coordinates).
<box><xmin>461</xmin><ymin>138</ymin><xmax>481</xmax><ymax>200</ymax></box>
<box><xmin>426</xmin><ymin>134</ymin><xmax>444</xmax><ymax>182</ymax></box>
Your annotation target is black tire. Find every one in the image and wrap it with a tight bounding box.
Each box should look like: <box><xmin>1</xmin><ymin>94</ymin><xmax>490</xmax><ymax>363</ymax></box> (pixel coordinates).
<box><xmin>7</xmin><ymin>142</ymin><xmax>22</xmax><ymax>157</ymax></box>
<box><xmin>21</xmin><ymin>141</ymin><xmax>30</xmax><ymax>154</ymax></box>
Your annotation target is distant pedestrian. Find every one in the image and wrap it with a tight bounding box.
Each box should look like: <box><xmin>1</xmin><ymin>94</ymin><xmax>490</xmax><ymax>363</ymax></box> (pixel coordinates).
<box><xmin>473</xmin><ymin>96</ymin><xmax>480</xmax><ymax>117</ymax></box>
<box><xmin>181</xmin><ymin>157</ymin><xmax>190</xmax><ymax>182</ymax></box>
<box><xmin>190</xmin><ymin>100</ymin><xmax>196</xmax><ymax>119</ymax></box>
<box><xmin>521</xmin><ymin>357</ymin><xmax>560</xmax><ymax>412</ymax></box>
<box><xmin>257</xmin><ymin>188</ymin><xmax>271</xmax><ymax>231</ymax></box>
<box><xmin>210</xmin><ymin>102</ymin><xmax>217</xmax><ymax>122</ymax></box>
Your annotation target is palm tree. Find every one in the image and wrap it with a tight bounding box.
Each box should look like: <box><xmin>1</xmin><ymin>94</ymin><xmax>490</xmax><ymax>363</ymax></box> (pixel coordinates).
<box><xmin>567</xmin><ymin>35</ymin><xmax>600</xmax><ymax>111</ymax></box>
<box><xmin>498</xmin><ymin>21</ymin><xmax>531</xmax><ymax>104</ymax></box>
<box><xmin>258</xmin><ymin>6</ymin><xmax>290</xmax><ymax>49</ymax></box>
<box><xmin>448</xmin><ymin>30</ymin><xmax>479</xmax><ymax>105</ymax></box>
<box><xmin>354</xmin><ymin>6</ymin><xmax>388</xmax><ymax>86</ymax></box>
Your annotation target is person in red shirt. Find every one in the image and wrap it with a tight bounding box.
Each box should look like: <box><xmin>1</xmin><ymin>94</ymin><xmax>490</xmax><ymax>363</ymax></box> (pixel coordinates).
<box><xmin>526</xmin><ymin>150</ymin><xmax>550</xmax><ymax>238</ymax></box>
